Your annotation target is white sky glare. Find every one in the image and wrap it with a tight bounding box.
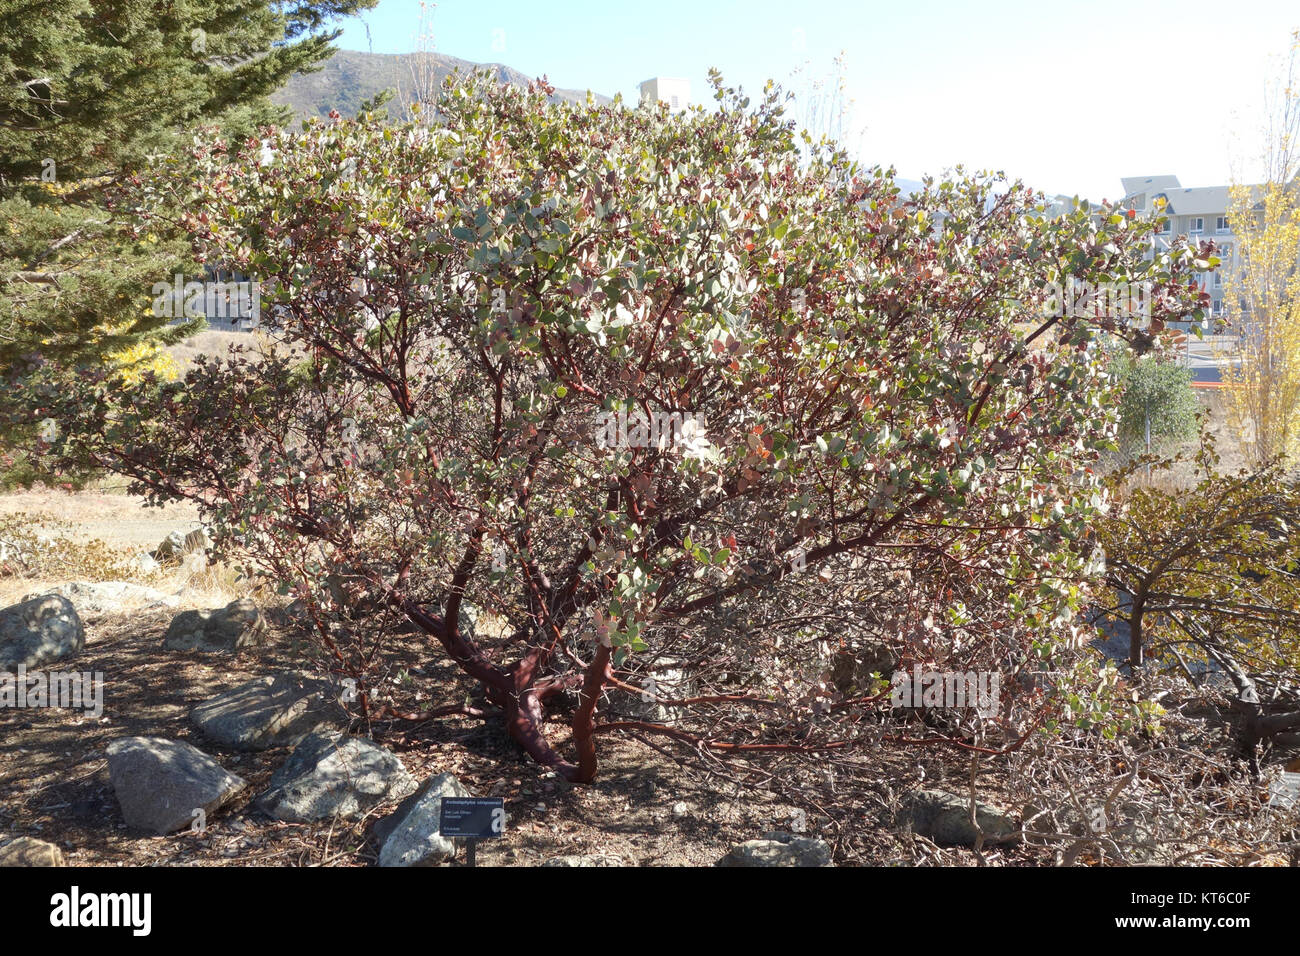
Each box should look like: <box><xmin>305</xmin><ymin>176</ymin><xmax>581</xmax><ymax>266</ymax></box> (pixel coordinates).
<box><xmin>337</xmin><ymin>0</ymin><xmax>1299</xmax><ymax>201</ymax></box>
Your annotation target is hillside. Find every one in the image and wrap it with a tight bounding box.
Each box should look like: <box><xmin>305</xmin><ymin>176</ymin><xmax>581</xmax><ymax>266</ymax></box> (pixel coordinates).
<box><xmin>270</xmin><ymin>48</ymin><xmax>612</xmax><ymax>120</ymax></box>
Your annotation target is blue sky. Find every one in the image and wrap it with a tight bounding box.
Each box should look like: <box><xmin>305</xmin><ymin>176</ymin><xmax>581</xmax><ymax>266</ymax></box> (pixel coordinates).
<box><xmin>335</xmin><ymin>0</ymin><xmax>1299</xmax><ymax>201</ymax></box>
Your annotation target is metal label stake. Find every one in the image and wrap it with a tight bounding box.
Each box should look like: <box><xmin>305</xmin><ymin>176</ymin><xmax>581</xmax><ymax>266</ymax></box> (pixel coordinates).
<box><xmin>439</xmin><ymin>797</ymin><xmax>506</xmax><ymax>867</ymax></box>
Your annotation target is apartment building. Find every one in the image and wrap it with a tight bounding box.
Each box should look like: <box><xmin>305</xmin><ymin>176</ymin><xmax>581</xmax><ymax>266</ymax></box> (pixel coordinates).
<box><xmin>1119</xmin><ymin>174</ymin><xmax>1245</xmax><ymax>326</ymax></box>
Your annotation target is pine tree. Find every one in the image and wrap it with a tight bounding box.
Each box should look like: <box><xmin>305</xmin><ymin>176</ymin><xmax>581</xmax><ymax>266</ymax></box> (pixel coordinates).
<box><xmin>0</xmin><ymin>0</ymin><xmax>376</xmax><ymax>484</ymax></box>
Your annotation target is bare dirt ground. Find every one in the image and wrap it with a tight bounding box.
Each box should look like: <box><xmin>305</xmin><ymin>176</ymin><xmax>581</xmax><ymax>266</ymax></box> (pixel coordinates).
<box><xmin>1</xmin><ymin>609</ymin><xmax>825</xmax><ymax>867</ymax></box>
<box><xmin>3</xmin><ymin>596</ymin><xmax>990</xmax><ymax>867</ymax></box>
<box><xmin>0</xmin><ymin>488</ymin><xmax>910</xmax><ymax>867</ymax></box>
<box><xmin>3</xmin><ymin>441</ymin><xmax>1269</xmax><ymax>867</ymax></box>
<box><xmin>0</xmin><ymin>485</ymin><xmax>203</xmax><ymax>550</ymax></box>
<box><xmin>0</xmin><ymin>487</ymin><xmax>206</xmax><ymax>607</ymax></box>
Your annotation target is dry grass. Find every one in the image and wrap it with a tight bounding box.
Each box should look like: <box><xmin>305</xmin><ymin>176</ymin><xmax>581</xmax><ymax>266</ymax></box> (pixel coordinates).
<box><xmin>0</xmin><ymin>487</ymin><xmax>200</xmax><ymax>549</ymax></box>
<box><xmin>164</xmin><ymin>329</ymin><xmax>262</xmax><ymax>373</ymax></box>
<box><xmin>1114</xmin><ymin>389</ymin><xmax>1252</xmax><ymax>495</ymax></box>
<box><xmin>0</xmin><ymin>490</ymin><xmax>249</xmax><ymax>608</ymax></box>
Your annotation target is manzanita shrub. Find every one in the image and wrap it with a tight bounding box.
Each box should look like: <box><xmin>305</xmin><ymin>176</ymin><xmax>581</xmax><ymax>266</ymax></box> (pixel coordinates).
<box><xmin>42</xmin><ymin>72</ymin><xmax>1209</xmax><ymax>781</ymax></box>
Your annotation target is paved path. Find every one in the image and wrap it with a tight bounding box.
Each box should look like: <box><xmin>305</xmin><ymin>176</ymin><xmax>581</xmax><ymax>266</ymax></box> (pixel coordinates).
<box><xmin>1173</xmin><ymin>337</ymin><xmax>1240</xmax><ymax>386</ymax></box>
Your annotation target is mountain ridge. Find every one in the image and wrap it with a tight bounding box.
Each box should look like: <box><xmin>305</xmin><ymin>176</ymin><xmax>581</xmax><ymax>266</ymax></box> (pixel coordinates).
<box><xmin>270</xmin><ymin>48</ymin><xmax>613</xmax><ymax>120</ymax></box>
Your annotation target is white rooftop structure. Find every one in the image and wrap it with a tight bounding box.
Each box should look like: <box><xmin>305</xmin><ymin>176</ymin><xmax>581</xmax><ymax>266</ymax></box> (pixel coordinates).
<box><xmin>639</xmin><ymin>77</ymin><xmax>690</xmax><ymax>111</ymax></box>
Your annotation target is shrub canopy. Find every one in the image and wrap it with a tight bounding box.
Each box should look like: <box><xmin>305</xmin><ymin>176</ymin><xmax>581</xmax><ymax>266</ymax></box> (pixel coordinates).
<box><xmin>42</xmin><ymin>72</ymin><xmax>1208</xmax><ymax>779</ymax></box>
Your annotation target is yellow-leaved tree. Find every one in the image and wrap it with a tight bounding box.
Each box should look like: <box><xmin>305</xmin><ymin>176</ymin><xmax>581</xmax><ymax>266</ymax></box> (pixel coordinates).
<box><xmin>1222</xmin><ymin>31</ymin><xmax>1300</xmax><ymax>467</ymax></box>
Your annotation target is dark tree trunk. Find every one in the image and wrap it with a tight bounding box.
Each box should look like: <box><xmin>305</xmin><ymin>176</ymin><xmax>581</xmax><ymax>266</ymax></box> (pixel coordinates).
<box><xmin>400</xmin><ymin>598</ymin><xmax>609</xmax><ymax>782</ymax></box>
<box><xmin>572</xmin><ymin>643</ymin><xmax>612</xmax><ymax>783</ymax></box>
<box><xmin>1128</xmin><ymin>586</ymin><xmax>1147</xmax><ymax>669</ymax></box>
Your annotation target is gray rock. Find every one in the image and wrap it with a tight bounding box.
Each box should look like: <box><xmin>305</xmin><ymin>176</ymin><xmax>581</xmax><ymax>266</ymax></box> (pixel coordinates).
<box><xmin>1270</xmin><ymin>771</ymin><xmax>1300</xmax><ymax>809</ymax></box>
<box><xmin>154</xmin><ymin>530</ymin><xmax>186</xmax><ymax>562</ymax></box>
<box><xmin>375</xmin><ymin>772</ymin><xmax>471</xmax><ymax>867</ymax></box>
<box><xmin>35</xmin><ymin>581</ymin><xmax>178</xmax><ymax>620</ymax></box>
<box><xmin>106</xmin><ymin>737</ymin><xmax>246</xmax><ymax>835</ymax></box>
<box><xmin>1088</xmin><ymin>596</ymin><xmax>1229</xmax><ymax>682</ymax></box>
<box><xmin>0</xmin><ymin>594</ymin><xmax>84</xmax><ymax>669</ymax></box>
<box><xmin>410</xmin><ymin>599</ymin><xmax>479</xmax><ymax>637</ymax></box>
<box><xmin>1091</xmin><ymin>612</ymin><xmax>1132</xmax><ymax>666</ymax></box>
<box><xmin>129</xmin><ymin>552</ymin><xmax>162</xmax><ymax>576</ymax></box>
<box><xmin>716</xmin><ymin>831</ymin><xmax>833</xmax><ymax>867</ymax></box>
<box><xmin>1023</xmin><ymin>798</ymin><xmax>1167</xmax><ymax>865</ymax></box>
<box><xmin>154</xmin><ymin>528</ymin><xmax>212</xmax><ymax>563</ymax></box>
<box><xmin>902</xmin><ymin>789</ymin><xmax>1019</xmax><ymax>846</ymax></box>
<box><xmin>0</xmin><ymin>836</ymin><xmax>65</xmax><ymax>866</ymax></box>
<box><xmin>191</xmin><ymin>674</ymin><xmax>342</xmax><ymax>751</ymax></box>
<box><xmin>162</xmin><ymin>598</ymin><xmax>265</xmax><ymax>654</ymax></box>
<box><xmin>258</xmin><ymin>730</ymin><xmax>417</xmax><ymax>822</ymax></box>
<box><xmin>831</xmin><ymin>642</ymin><xmax>900</xmax><ymax>694</ymax></box>
<box><xmin>0</xmin><ymin>536</ymin><xmax>34</xmax><ymax>568</ymax></box>
<box><xmin>323</xmin><ymin>573</ymin><xmax>393</xmax><ymax>621</ymax></box>
<box><xmin>541</xmin><ymin>854</ymin><xmax>627</xmax><ymax>867</ymax></box>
